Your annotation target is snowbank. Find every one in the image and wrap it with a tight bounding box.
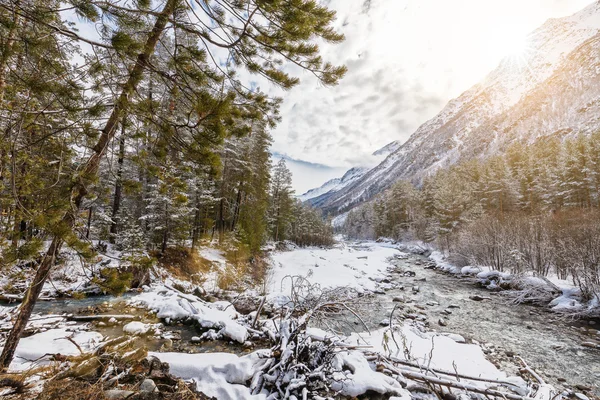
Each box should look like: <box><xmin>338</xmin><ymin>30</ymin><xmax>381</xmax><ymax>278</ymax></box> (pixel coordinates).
<box><xmin>150</xmin><ymin>350</ymin><xmax>270</xmax><ymax>400</ymax></box>
<box><xmin>347</xmin><ymin>325</ymin><xmax>507</xmax><ymax>382</ymax></box>
<box><xmin>130</xmin><ymin>286</ymin><xmax>248</xmax><ymax>343</ymax></box>
<box><xmin>330</xmin><ymin>350</ymin><xmax>409</xmax><ymax>397</ymax></box>
<box><xmin>0</xmin><ymin>328</ymin><xmax>103</xmax><ymax>371</ymax></box>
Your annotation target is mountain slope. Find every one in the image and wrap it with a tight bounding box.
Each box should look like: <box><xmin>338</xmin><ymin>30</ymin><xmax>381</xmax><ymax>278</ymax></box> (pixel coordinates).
<box><xmin>317</xmin><ymin>1</ymin><xmax>600</xmax><ymax>214</ymax></box>
<box><xmin>298</xmin><ymin>167</ymin><xmax>368</xmax><ymax>202</ymax></box>
<box><xmin>298</xmin><ymin>140</ymin><xmax>400</xmax><ymax>202</ymax></box>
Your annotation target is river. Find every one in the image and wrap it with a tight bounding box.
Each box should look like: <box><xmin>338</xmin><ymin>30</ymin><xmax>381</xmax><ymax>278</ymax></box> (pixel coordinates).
<box><xmin>8</xmin><ymin>242</ymin><xmax>600</xmax><ymax>395</ymax></box>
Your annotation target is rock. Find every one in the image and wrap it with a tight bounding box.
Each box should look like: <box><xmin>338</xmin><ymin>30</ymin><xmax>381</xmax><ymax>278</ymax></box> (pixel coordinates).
<box><xmin>193</xmin><ymin>287</ymin><xmax>206</xmax><ymax>298</ymax></box>
<box><xmin>447</xmin><ymin>304</ymin><xmax>460</xmax><ymax>309</ymax></box>
<box><xmin>191</xmin><ymin>336</ymin><xmax>202</xmax><ymax>343</ymax></box>
<box><xmin>426</xmin><ymin>301</ymin><xmax>439</xmax><ymax>306</ymax></box>
<box><xmin>575</xmin><ymin>385</ymin><xmax>592</xmax><ymax>392</ymax></box>
<box><xmin>526</xmin><ymin>325</ymin><xmax>533</xmax><ymax>330</ymax></box>
<box><xmin>380</xmin><ymin>318</ymin><xmax>391</xmax><ymax>326</ymax></box>
<box><xmin>442</xmin><ymin>333</ymin><xmax>466</xmax><ymax>343</ymax></box>
<box><xmin>505</xmin><ymin>350</ymin><xmax>515</xmax><ymax>357</ymax></box>
<box><xmin>104</xmin><ymin>390</ymin><xmax>136</xmax><ymax>399</ymax></box>
<box><xmin>97</xmin><ymin>322</ymin><xmax>107</xmax><ymax>327</ymax></box>
<box><xmin>581</xmin><ymin>341</ymin><xmax>599</xmax><ymax>348</ymax></box>
<box><xmin>415</xmin><ymin>278</ymin><xmax>427</xmax><ymax>282</ymax></box>
<box><xmin>108</xmin><ymin>317</ymin><xmax>117</xmax><ymax>325</ymax></box>
<box><xmin>469</xmin><ymin>295</ymin><xmax>490</xmax><ymax>301</ymax></box>
<box><xmin>557</xmin><ymin>377</ymin><xmax>567</xmax><ymax>382</ymax></box>
<box><xmin>442</xmin><ymin>310</ymin><xmax>452</xmax><ymax>315</ymax></box>
<box><xmin>412</xmin><ymin>286</ymin><xmax>420</xmax><ymax>293</ymax></box>
<box><xmin>438</xmin><ymin>318</ymin><xmax>447</xmax><ymax>326</ymax></box>
<box><xmin>140</xmin><ymin>378</ymin><xmax>157</xmax><ymax>392</ymax></box>
<box><xmin>162</xmin><ymin>338</ymin><xmax>173</xmax><ymax>349</ymax></box>
<box><xmin>393</xmin><ymin>297</ymin><xmax>404</xmax><ymax>302</ymax></box>
<box><xmin>574</xmin><ymin>393</ymin><xmax>590</xmax><ymax>400</ymax></box>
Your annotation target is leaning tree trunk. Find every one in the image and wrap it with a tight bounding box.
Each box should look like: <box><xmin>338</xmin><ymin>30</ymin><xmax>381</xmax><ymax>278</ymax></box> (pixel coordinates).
<box><xmin>109</xmin><ymin>120</ymin><xmax>127</xmax><ymax>243</ymax></box>
<box><xmin>0</xmin><ymin>0</ymin><xmax>178</xmax><ymax>370</ymax></box>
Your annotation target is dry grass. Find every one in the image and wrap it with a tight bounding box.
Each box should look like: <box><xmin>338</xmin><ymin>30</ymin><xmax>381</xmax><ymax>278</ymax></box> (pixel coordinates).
<box><xmin>154</xmin><ymin>246</ymin><xmax>212</xmax><ymax>284</ymax></box>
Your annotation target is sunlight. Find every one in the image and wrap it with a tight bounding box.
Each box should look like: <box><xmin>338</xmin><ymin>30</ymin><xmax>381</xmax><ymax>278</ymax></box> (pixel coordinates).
<box><xmin>491</xmin><ymin>26</ymin><xmax>531</xmax><ymax>60</ymax></box>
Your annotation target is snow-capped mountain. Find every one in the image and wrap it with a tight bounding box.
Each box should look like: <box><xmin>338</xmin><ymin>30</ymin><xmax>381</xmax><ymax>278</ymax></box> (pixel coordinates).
<box><xmin>316</xmin><ymin>1</ymin><xmax>600</xmax><ymax>215</ymax></box>
<box><xmin>298</xmin><ymin>140</ymin><xmax>400</xmax><ymax>202</ymax></box>
<box><xmin>298</xmin><ymin>167</ymin><xmax>368</xmax><ymax>202</ymax></box>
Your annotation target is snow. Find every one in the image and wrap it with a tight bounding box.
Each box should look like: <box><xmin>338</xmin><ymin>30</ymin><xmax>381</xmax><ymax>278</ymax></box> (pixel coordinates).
<box><xmin>123</xmin><ymin>321</ymin><xmax>158</xmax><ymax>335</ymax></box>
<box><xmin>298</xmin><ymin>167</ymin><xmax>368</xmax><ymax>202</ymax></box>
<box><xmin>347</xmin><ymin>325</ymin><xmax>507</xmax><ymax>382</ymax></box>
<box><xmin>150</xmin><ymin>350</ymin><xmax>270</xmax><ymax>400</ymax></box>
<box><xmin>267</xmin><ymin>241</ymin><xmax>403</xmax><ymax>303</ymax></box>
<box><xmin>130</xmin><ymin>286</ymin><xmax>248</xmax><ymax>343</ymax></box>
<box><xmin>330</xmin><ymin>350</ymin><xmax>409</xmax><ymax>397</ymax></box>
<box><xmin>0</xmin><ymin>328</ymin><xmax>103</xmax><ymax>371</ymax></box>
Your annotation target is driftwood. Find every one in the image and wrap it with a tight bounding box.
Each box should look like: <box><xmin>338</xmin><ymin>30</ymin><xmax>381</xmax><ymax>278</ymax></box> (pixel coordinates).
<box><xmin>400</xmin><ymin>369</ymin><xmax>534</xmax><ymax>400</ymax></box>
<box><xmin>66</xmin><ymin>314</ymin><xmax>137</xmax><ymax>322</ymax></box>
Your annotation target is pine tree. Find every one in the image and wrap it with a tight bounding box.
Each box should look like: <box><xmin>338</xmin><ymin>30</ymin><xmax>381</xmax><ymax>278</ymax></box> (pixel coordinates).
<box><xmin>269</xmin><ymin>159</ymin><xmax>294</xmax><ymax>241</ymax></box>
<box><xmin>0</xmin><ymin>0</ymin><xmax>347</xmax><ymax>369</ymax></box>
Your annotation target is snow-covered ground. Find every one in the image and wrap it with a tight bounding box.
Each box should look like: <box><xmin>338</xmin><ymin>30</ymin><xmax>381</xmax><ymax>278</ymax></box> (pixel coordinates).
<box><xmin>267</xmin><ymin>241</ymin><xmax>401</xmax><ymax>303</ymax></box>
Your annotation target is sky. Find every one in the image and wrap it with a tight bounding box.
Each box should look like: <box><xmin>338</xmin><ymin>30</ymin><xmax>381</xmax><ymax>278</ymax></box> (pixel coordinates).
<box><xmin>267</xmin><ymin>0</ymin><xmax>593</xmax><ymax>194</ymax></box>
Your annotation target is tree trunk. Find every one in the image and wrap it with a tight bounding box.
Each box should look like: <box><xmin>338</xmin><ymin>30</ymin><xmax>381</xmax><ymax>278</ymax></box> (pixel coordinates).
<box><xmin>230</xmin><ymin>181</ymin><xmax>243</xmax><ymax>231</ymax></box>
<box><xmin>109</xmin><ymin>121</ymin><xmax>127</xmax><ymax>243</ymax></box>
<box><xmin>86</xmin><ymin>207</ymin><xmax>93</xmax><ymax>239</ymax></box>
<box><xmin>0</xmin><ymin>0</ymin><xmax>20</xmax><ymax>103</ymax></box>
<box><xmin>0</xmin><ymin>0</ymin><xmax>178</xmax><ymax>371</ymax></box>
<box><xmin>191</xmin><ymin>192</ymin><xmax>201</xmax><ymax>251</ymax></box>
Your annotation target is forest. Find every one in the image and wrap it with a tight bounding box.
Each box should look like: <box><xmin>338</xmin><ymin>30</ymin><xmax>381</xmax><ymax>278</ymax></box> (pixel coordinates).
<box><xmin>344</xmin><ymin>133</ymin><xmax>600</xmax><ymax>301</ymax></box>
<box><xmin>0</xmin><ymin>0</ymin><xmax>337</xmax><ymax>372</ymax></box>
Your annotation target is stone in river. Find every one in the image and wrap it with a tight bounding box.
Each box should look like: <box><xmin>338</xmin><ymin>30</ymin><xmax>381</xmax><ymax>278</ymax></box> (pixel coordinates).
<box><xmin>140</xmin><ymin>379</ymin><xmax>157</xmax><ymax>392</ymax></box>
<box><xmin>438</xmin><ymin>318</ymin><xmax>447</xmax><ymax>327</ymax></box>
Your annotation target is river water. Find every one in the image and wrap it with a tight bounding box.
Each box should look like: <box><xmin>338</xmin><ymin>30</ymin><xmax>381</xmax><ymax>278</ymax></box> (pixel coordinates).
<box><xmin>367</xmin><ymin>252</ymin><xmax>600</xmax><ymax>394</ymax></box>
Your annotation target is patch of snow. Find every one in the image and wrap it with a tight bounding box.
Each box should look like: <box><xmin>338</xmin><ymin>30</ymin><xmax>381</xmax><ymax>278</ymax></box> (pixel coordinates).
<box><xmin>0</xmin><ymin>328</ymin><xmax>103</xmax><ymax>371</ymax></box>
<box><xmin>123</xmin><ymin>321</ymin><xmax>158</xmax><ymax>335</ymax></box>
<box><xmin>130</xmin><ymin>286</ymin><xmax>248</xmax><ymax>343</ymax></box>
<box><xmin>150</xmin><ymin>350</ymin><xmax>270</xmax><ymax>400</ymax></box>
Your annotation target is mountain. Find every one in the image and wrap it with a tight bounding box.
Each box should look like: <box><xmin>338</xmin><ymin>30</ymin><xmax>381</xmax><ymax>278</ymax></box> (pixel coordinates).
<box><xmin>298</xmin><ymin>140</ymin><xmax>400</xmax><ymax>202</ymax></box>
<box><xmin>298</xmin><ymin>167</ymin><xmax>368</xmax><ymax>202</ymax></box>
<box><xmin>316</xmin><ymin>1</ymin><xmax>600</xmax><ymax>215</ymax></box>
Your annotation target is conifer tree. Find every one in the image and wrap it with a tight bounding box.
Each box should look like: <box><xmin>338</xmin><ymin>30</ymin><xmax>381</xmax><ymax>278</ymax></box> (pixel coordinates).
<box><xmin>0</xmin><ymin>0</ymin><xmax>347</xmax><ymax>369</ymax></box>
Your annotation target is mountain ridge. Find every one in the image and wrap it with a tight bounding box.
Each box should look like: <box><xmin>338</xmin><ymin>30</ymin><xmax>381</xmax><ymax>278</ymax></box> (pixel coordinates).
<box><xmin>313</xmin><ymin>1</ymin><xmax>600</xmax><ymax>214</ymax></box>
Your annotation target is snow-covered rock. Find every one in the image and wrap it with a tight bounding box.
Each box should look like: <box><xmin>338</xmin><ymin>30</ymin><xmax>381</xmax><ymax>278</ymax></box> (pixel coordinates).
<box><xmin>129</xmin><ymin>287</ymin><xmax>248</xmax><ymax>343</ymax></box>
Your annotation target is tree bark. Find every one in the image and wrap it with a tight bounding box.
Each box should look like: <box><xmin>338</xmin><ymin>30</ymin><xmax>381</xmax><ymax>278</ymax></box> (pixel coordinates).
<box><xmin>0</xmin><ymin>0</ymin><xmax>20</xmax><ymax>104</ymax></box>
<box><xmin>109</xmin><ymin>120</ymin><xmax>127</xmax><ymax>243</ymax></box>
<box><xmin>230</xmin><ymin>181</ymin><xmax>243</xmax><ymax>231</ymax></box>
<box><xmin>0</xmin><ymin>0</ymin><xmax>178</xmax><ymax>371</ymax></box>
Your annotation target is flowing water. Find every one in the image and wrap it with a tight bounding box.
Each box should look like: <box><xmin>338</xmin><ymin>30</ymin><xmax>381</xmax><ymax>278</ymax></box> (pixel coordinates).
<box><xmin>367</xmin><ymin>252</ymin><xmax>600</xmax><ymax>394</ymax></box>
